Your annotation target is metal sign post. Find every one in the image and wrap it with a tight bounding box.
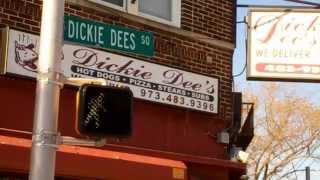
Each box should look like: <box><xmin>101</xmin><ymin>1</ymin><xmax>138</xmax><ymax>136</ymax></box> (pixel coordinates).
<box><xmin>29</xmin><ymin>0</ymin><xmax>64</xmax><ymax>180</ymax></box>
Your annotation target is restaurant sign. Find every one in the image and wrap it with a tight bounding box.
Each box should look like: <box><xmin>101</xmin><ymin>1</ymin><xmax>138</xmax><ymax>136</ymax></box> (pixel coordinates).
<box><xmin>247</xmin><ymin>9</ymin><xmax>320</xmax><ymax>81</ymax></box>
<box><xmin>0</xmin><ymin>28</ymin><xmax>218</xmax><ymax>114</ymax></box>
<box><xmin>64</xmin><ymin>15</ymin><xmax>154</xmax><ymax>57</ymax></box>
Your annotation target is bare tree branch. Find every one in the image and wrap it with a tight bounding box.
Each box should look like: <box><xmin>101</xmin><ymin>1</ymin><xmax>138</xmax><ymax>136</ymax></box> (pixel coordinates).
<box><xmin>244</xmin><ymin>83</ymin><xmax>320</xmax><ymax>180</ymax></box>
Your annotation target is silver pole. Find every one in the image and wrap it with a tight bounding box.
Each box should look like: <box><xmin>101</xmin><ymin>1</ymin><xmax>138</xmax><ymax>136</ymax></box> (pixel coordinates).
<box><xmin>29</xmin><ymin>0</ymin><xmax>64</xmax><ymax>180</ymax></box>
<box><xmin>306</xmin><ymin>166</ymin><xmax>311</xmax><ymax>180</ymax></box>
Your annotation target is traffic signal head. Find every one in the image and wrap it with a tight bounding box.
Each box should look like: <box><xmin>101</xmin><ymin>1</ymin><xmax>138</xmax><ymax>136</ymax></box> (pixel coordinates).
<box><xmin>76</xmin><ymin>84</ymin><xmax>133</xmax><ymax>138</ymax></box>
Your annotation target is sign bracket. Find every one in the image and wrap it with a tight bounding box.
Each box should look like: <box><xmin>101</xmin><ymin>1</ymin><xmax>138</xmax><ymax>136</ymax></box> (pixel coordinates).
<box><xmin>59</xmin><ymin>136</ymin><xmax>106</xmax><ymax>147</ymax></box>
<box><xmin>33</xmin><ymin>130</ymin><xmax>106</xmax><ymax>148</ymax></box>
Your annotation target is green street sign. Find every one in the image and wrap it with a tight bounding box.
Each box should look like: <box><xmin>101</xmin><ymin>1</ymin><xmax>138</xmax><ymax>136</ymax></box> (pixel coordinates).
<box><xmin>64</xmin><ymin>15</ymin><xmax>154</xmax><ymax>57</ymax></box>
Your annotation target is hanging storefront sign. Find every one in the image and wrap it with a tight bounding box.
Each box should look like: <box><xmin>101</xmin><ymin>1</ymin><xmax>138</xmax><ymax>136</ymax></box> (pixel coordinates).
<box><xmin>0</xmin><ymin>28</ymin><xmax>218</xmax><ymax>114</ymax></box>
<box><xmin>64</xmin><ymin>15</ymin><xmax>154</xmax><ymax>57</ymax></box>
<box><xmin>247</xmin><ymin>8</ymin><xmax>320</xmax><ymax>81</ymax></box>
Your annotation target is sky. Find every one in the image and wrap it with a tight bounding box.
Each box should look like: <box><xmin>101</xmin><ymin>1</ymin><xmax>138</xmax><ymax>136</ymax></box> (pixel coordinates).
<box><xmin>233</xmin><ymin>0</ymin><xmax>320</xmax><ymax>179</ymax></box>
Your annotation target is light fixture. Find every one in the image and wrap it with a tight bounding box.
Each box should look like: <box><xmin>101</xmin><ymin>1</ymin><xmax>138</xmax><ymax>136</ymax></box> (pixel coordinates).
<box><xmin>237</xmin><ymin>150</ymin><xmax>249</xmax><ymax>163</ymax></box>
<box><xmin>229</xmin><ymin>145</ymin><xmax>249</xmax><ymax>163</ymax></box>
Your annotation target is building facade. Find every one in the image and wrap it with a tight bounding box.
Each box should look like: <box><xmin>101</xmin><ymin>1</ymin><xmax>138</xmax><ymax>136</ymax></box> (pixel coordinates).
<box><xmin>0</xmin><ymin>0</ymin><xmax>247</xmax><ymax>179</ymax></box>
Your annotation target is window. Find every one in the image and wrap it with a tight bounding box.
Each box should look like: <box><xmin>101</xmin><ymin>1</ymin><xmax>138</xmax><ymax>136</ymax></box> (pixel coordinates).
<box><xmin>139</xmin><ymin>0</ymin><xmax>171</xmax><ymax>21</ymax></box>
<box><xmin>89</xmin><ymin>0</ymin><xmax>181</xmax><ymax>27</ymax></box>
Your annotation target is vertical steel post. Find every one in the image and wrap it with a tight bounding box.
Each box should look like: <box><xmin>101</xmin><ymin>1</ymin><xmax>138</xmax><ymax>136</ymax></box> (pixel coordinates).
<box><xmin>29</xmin><ymin>1</ymin><xmax>64</xmax><ymax>180</ymax></box>
<box><xmin>306</xmin><ymin>166</ymin><xmax>311</xmax><ymax>180</ymax></box>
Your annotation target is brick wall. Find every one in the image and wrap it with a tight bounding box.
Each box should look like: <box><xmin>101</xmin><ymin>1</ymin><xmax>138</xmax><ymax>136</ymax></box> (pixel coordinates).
<box><xmin>0</xmin><ymin>0</ymin><xmax>41</xmax><ymax>33</ymax></box>
<box><xmin>181</xmin><ymin>0</ymin><xmax>235</xmax><ymax>43</ymax></box>
<box><xmin>0</xmin><ymin>0</ymin><xmax>235</xmax><ymax>157</ymax></box>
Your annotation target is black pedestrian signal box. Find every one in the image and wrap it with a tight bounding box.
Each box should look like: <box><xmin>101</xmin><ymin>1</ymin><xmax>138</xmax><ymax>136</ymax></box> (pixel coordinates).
<box><xmin>76</xmin><ymin>84</ymin><xmax>133</xmax><ymax>138</ymax></box>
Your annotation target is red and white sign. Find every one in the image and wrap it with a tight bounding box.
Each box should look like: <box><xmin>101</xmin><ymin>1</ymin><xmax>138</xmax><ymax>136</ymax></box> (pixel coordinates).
<box><xmin>1</xmin><ymin>29</ymin><xmax>219</xmax><ymax>114</ymax></box>
<box><xmin>247</xmin><ymin>9</ymin><xmax>320</xmax><ymax>81</ymax></box>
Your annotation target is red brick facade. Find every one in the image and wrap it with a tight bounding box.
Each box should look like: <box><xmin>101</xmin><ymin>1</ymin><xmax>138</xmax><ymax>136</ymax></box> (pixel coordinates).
<box><xmin>0</xmin><ymin>0</ymin><xmax>244</xmax><ymax>179</ymax></box>
<box><xmin>181</xmin><ymin>0</ymin><xmax>235</xmax><ymax>42</ymax></box>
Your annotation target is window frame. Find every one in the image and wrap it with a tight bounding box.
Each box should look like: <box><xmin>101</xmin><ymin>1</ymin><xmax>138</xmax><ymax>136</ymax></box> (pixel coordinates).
<box><xmin>88</xmin><ymin>0</ymin><xmax>126</xmax><ymax>11</ymax></box>
<box><xmin>88</xmin><ymin>0</ymin><xmax>181</xmax><ymax>27</ymax></box>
